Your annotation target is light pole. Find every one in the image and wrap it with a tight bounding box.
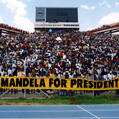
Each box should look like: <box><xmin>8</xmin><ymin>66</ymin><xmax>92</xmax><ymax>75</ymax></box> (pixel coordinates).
<box><xmin>24</xmin><ymin>57</ymin><xmax>26</xmax><ymax>98</ymax></box>
<box><xmin>91</xmin><ymin>60</ymin><xmax>94</xmax><ymax>97</ymax></box>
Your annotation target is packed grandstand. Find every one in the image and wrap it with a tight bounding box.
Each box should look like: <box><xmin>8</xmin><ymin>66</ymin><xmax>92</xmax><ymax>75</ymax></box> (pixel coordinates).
<box><xmin>0</xmin><ymin>23</ymin><xmax>28</xmax><ymax>35</ymax></box>
<box><xmin>87</xmin><ymin>22</ymin><xmax>119</xmax><ymax>34</ymax></box>
<box><xmin>0</xmin><ymin>23</ymin><xmax>119</xmax><ymax>95</ymax></box>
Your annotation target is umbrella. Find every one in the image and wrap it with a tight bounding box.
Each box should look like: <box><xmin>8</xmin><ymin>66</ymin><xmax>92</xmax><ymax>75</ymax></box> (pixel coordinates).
<box><xmin>56</xmin><ymin>37</ymin><xmax>62</xmax><ymax>41</ymax></box>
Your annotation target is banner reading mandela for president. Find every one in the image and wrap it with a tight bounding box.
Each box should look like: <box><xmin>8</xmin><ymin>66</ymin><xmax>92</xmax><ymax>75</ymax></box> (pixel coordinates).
<box><xmin>0</xmin><ymin>76</ymin><xmax>119</xmax><ymax>90</ymax></box>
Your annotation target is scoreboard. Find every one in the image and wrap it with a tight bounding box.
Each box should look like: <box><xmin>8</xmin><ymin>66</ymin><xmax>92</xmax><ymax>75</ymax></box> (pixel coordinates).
<box><xmin>35</xmin><ymin>7</ymin><xmax>78</xmax><ymax>23</ymax></box>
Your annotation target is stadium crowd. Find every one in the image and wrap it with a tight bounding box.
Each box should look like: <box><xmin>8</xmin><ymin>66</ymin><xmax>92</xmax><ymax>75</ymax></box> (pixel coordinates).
<box><xmin>0</xmin><ymin>31</ymin><xmax>119</xmax><ymax>79</ymax></box>
<box><xmin>0</xmin><ymin>30</ymin><xmax>119</xmax><ymax>95</ymax></box>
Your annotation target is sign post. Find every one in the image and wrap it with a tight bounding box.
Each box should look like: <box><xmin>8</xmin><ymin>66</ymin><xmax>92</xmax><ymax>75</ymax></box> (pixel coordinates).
<box><xmin>91</xmin><ymin>61</ymin><xmax>94</xmax><ymax>97</ymax></box>
<box><xmin>24</xmin><ymin>57</ymin><xmax>26</xmax><ymax>98</ymax></box>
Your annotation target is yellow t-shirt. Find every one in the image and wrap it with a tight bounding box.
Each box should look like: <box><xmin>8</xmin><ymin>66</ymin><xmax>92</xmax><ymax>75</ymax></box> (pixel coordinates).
<box><xmin>50</xmin><ymin>73</ymin><xmax>54</xmax><ymax>77</ymax></box>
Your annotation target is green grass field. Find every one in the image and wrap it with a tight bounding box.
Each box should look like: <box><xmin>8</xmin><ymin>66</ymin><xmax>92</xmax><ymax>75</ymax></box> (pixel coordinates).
<box><xmin>0</xmin><ymin>95</ymin><xmax>119</xmax><ymax>105</ymax></box>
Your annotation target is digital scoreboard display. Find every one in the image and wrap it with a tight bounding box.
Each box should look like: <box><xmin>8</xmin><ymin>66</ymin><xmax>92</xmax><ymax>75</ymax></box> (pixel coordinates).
<box><xmin>36</xmin><ymin>7</ymin><xmax>78</xmax><ymax>22</ymax></box>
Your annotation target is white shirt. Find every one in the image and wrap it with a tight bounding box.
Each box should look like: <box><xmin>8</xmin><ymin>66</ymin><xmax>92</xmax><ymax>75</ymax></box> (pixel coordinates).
<box><xmin>0</xmin><ymin>71</ymin><xmax>4</xmax><ymax>76</ymax></box>
<box><xmin>8</xmin><ymin>69</ymin><xmax>13</xmax><ymax>76</ymax></box>
<box><xmin>55</xmin><ymin>68</ymin><xmax>58</xmax><ymax>74</ymax></box>
<box><xmin>108</xmin><ymin>73</ymin><xmax>113</xmax><ymax>79</ymax></box>
<box><xmin>12</xmin><ymin>63</ymin><xmax>16</xmax><ymax>68</ymax></box>
<box><xmin>103</xmin><ymin>75</ymin><xmax>108</xmax><ymax>80</ymax></box>
<box><xmin>48</xmin><ymin>63</ymin><xmax>52</xmax><ymax>69</ymax></box>
<box><xmin>69</xmin><ymin>74</ymin><xmax>73</xmax><ymax>79</ymax></box>
<box><xmin>63</xmin><ymin>54</ymin><xmax>66</xmax><ymax>59</ymax></box>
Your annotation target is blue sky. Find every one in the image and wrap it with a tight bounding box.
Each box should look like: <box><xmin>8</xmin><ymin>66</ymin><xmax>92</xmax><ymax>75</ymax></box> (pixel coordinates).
<box><xmin>0</xmin><ymin>0</ymin><xmax>119</xmax><ymax>32</ymax></box>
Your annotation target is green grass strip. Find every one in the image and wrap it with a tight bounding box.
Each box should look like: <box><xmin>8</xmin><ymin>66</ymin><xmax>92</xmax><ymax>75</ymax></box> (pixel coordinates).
<box><xmin>1</xmin><ymin>95</ymin><xmax>119</xmax><ymax>105</ymax></box>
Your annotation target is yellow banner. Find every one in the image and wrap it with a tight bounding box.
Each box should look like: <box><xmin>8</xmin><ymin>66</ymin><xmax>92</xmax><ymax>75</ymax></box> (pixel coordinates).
<box><xmin>0</xmin><ymin>76</ymin><xmax>119</xmax><ymax>90</ymax></box>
